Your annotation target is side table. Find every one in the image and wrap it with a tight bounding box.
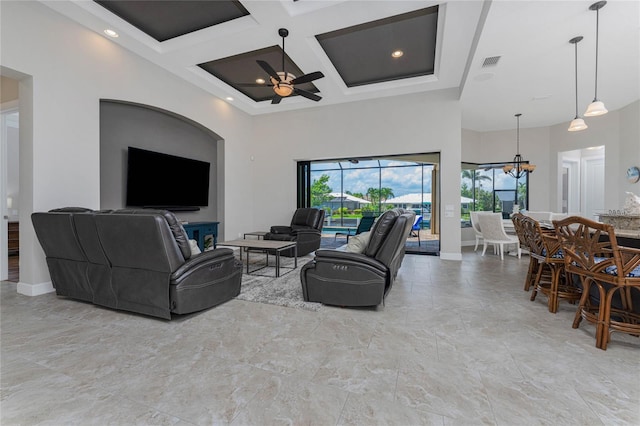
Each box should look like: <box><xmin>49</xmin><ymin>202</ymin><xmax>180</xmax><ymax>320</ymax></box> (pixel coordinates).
<box><xmin>183</xmin><ymin>221</ymin><xmax>219</xmax><ymax>252</ymax></box>
<box><xmin>243</xmin><ymin>231</ymin><xmax>268</xmax><ymax>239</ymax></box>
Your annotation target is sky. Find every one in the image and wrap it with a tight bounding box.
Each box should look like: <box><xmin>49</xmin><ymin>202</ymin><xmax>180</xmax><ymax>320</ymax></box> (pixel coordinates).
<box><xmin>311</xmin><ymin>163</ymin><xmax>433</xmax><ymax>197</ymax></box>
<box><xmin>311</xmin><ymin>161</ymin><xmax>521</xmax><ymax>198</ymax></box>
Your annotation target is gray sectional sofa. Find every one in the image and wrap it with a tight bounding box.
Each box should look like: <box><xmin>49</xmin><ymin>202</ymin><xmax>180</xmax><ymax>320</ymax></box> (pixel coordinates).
<box><xmin>31</xmin><ymin>208</ymin><xmax>242</xmax><ymax>319</ymax></box>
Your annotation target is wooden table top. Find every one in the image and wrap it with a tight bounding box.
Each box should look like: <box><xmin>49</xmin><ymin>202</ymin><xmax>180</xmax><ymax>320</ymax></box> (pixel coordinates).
<box><xmin>218</xmin><ymin>239</ymin><xmax>296</xmax><ymax>250</ymax></box>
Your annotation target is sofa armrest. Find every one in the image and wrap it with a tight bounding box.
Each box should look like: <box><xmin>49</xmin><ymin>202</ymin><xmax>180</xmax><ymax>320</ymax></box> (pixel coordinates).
<box><xmin>171</xmin><ymin>248</ymin><xmax>235</xmax><ymax>278</ymax></box>
<box><xmin>291</xmin><ymin>228</ymin><xmax>321</xmax><ymax>236</ymax></box>
<box><xmin>314</xmin><ymin>249</ymin><xmax>387</xmax><ymax>273</ymax></box>
<box><xmin>270</xmin><ymin>225</ymin><xmax>293</xmax><ymax>234</ymax></box>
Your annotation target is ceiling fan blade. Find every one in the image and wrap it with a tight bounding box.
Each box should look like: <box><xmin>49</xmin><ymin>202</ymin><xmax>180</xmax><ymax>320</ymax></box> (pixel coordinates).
<box><xmin>257</xmin><ymin>60</ymin><xmax>281</xmax><ymax>82</ymax></box>
<box><xmin>291</xmin><ymin>71</ymin><xmax>324</xmax><ymax>85</ymax></box>
<box><xmin>237</xmin><ymin>83</ymin><xmax>274</xmax><ymax>87</ymax></box>
<box><xmin>271</xmin><ymin>95</ymin><xmax>283</xmax><ymax>104</ymax></box>
<box><xmin>294</xmin><ymin>88</ymin><xmax>322</xmax><ymax>102</ymax></box>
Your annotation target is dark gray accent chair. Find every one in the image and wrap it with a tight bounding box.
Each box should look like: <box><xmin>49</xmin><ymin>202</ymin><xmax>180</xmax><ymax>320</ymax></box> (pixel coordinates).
<box><xmin>300</xmin><ymin>209</ymin><xmax>415</xmax><ymax>307</ymax></box>
<box><xmin>264</xmin><ymin>208</ymin><xmax>325</xmax><ymax>256</ymax></box>
<box><xmin>31</xmin><ymin>208</ymin><xmax>242</xmax><ymax>319</ymax></box>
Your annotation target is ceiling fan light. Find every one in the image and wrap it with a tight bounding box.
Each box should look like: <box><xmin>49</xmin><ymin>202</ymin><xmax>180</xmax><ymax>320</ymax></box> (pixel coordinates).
<box><xmin>568</xmin><ymin>117</ymin><xmax>588</xmax><ymax>132</ymax></box>
<box><xmin>584</xmin><ymin>100</ymin><xmax>608</xmax><ymax>117</ymax></box>
<box><xmin>273</xmin><ymin>84</ymin><xmax>293</xmax><ymax>97</ymax></box>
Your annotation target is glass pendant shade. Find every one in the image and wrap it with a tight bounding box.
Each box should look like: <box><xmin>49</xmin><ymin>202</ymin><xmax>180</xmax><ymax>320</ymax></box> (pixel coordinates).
<box><xmin>568</xmin><ymin>117</ymin><xmax>588</xmax><ymax>132</ymax></box>
<box><xmin>568</xmin><ymin>36</ymin><xmax>587</xmax><ymax>132</ymax></box>
<box><xmin>584</xmin><ymin>1</ymin><xmax>608</xmax><ymax>117</ymax></box>
<box><xmin>584</xmin><ymin>100</ymin><xmax>608</xmax><ymax>117</ymax></box>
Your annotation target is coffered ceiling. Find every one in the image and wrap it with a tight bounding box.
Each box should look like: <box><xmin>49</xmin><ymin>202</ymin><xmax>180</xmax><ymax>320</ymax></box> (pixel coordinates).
<box><xmin>42</xmin><ymin>1</ymin><xmax>639</xmax><ymax>131</ymax></box>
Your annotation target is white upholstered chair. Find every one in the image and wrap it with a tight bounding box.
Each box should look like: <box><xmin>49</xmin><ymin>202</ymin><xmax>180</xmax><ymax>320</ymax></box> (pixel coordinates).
<box><xmin>478</xmin><ymin>213</ymin><xmax>521</xmax><ymax>260</ymax></box>
<box><xmin>470</xmin><ymin>211</ymin><xmax>491</xmax><ymax>251</ymax></box>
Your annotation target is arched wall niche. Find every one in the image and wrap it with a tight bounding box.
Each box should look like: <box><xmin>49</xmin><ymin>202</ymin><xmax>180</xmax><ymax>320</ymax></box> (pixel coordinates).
<box><xmin>99</xmin><ymin>99</ymin><xmax>224</xmax><ymax>226</ymax></box>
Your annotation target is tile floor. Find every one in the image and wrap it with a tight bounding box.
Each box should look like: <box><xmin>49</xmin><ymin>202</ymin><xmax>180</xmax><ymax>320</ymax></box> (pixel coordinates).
<box><xmin>2</xmin><ymin>248</ymin><xmax>639</xmax><ymax>425</ymax></box>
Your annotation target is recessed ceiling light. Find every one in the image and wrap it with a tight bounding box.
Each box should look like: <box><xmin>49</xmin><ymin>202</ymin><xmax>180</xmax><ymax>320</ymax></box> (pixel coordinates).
<box><xmin>103</xmin><ymin>29</ymin><xmax>119</xmax><ymax>38</ymax></box>
<box><xmin>391</xmin><ymin>50</ymin><xmax>404</xmax><ymax>58</ymax></box>
<box><xmin>225</xmin><ymin>97</ymin><xmax>234</xmax><ymax>101</ymax></box>
<box><xmin>255</xmin><ymin>78</ymin><xmax>266</xmax><ymax>84</ymax></box>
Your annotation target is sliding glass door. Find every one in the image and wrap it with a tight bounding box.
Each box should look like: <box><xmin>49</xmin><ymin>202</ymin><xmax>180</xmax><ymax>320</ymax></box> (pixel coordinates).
<box><xmin>299</xmin><ymin>153</ymin><xmax>440</xmax><ymax>255</ymax></box>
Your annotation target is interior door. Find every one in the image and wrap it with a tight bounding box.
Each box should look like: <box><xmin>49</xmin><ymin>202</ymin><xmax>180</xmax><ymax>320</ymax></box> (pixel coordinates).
<box><xmin>582</xmin><ymin>157</ymin><xmax>604</xmax><ymax>220</ymax></box>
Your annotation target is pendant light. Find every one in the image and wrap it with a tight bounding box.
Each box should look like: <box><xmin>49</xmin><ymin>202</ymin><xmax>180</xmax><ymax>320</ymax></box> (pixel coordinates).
<box><xmin>503</xmin><ymin>114</ymin><xmax>536</xmax><ymax>179</ymax></box>
<box><xmin>584</xmin><ymin>1</ymin><xmax>608</xmax><ymax>117</ymax></box>
<box><xmin>568</xmin><ymin>36</ymin><xmax>588</xmax><ymax>132</ymax></box>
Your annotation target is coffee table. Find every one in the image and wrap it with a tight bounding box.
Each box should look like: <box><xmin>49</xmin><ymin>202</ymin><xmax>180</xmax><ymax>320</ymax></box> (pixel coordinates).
<box><xmin>217</xmin><ymin>239</ymin><xmax>297</xmax><ymax>277</ymax></box>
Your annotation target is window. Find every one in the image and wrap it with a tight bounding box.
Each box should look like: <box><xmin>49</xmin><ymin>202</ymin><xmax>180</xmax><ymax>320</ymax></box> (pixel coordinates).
<box><xmin>300</xmin><ymin>153</ymin><xmax>440</xmax><ymax>254</ymax></box>
<box><xmin>461</xmin><ymin>162</ymin><xmax>529</xmax><ymax>226</ymax></box>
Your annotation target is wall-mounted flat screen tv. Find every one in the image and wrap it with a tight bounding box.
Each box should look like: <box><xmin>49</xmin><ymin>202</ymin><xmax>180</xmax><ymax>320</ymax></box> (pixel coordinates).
<box><xmin>126</xmin><ymin>147</ymin><xmax>210</xmax><ymax>210</ymax></box>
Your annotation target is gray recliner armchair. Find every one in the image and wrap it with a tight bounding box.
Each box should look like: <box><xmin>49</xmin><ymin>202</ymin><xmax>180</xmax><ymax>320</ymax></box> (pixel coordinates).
<box><xmin>32</xmin><ymin>208</ymin><xmax>242</xmax><ymax>319</ymax></box>
<box><xmin>264</xmin><ymin>208</ymin><xmax>326</xmax><ymax>256</ymax></box>
<box><xmin>300</xmin><ymin>209</ymin><xmax>415</xmax><ymax>307</ymax></box>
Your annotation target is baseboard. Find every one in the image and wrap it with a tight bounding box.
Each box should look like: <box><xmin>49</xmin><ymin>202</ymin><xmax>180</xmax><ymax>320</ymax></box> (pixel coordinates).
<box><xmin>440</xmin><ymin>252</ymin><xmax>462</xmax><ymax>261</ymax></box>
<box><xmin>17</xmin><ymin>281</ymin><xmax>55</xmax><ymax>296</ymax></box>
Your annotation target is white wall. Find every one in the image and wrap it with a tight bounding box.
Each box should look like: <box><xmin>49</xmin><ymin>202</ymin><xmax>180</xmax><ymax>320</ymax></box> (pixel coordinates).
<box><xmin>3</xmin><ymin>1</ymin><xmax>637</xmax><ymax>287</ymax></box>
<box><xmin>548</xmin><ymin>101</ymin><xmax>639</xmax><ymax>212</ymax></box>
<box><xmin>0</xmin><ymin>1</ymin><xmax>254</xmax><ymax>289</ymax></box>
<box><xmin>463</xmin><ymin>125</ymin><xmax>552</xmax><ymax>211</ymax></box>
<box><xmin>461</xmin><ymin>102</ymin><xmax>639</xmax><ymax>245</ymax></box>
<box><xmin>252</xmin><ymin>89</ymin><xmax>463</xmax><ymax>259</ymax></box>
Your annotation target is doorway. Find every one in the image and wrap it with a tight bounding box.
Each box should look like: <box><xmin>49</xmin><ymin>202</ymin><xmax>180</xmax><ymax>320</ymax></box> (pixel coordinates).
<box><xmin>559</xmin><ymin>145</ymin><xmax>604</xmax><ymax>219</ymax></box>
<box><xmin>1</xmin><ymin>76</ymin><xmax>20</xmax><ymax>282</ymax></box>
<box><xmin>300</xmin><ymin>152</ymin><xmax>441</xmax><ymax>255</ymax></box>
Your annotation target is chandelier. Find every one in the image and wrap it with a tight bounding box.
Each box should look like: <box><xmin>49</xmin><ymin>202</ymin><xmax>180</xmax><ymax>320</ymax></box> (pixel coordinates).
<box><xmin>503</xmin><ymin>113</ymin><xmax>536</xmax><ymax>179</ymax></box>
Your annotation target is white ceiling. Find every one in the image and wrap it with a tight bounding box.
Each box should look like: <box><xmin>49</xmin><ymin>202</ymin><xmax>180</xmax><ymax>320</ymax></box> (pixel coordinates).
<box><xmin>43</xmin><ymin>0</ymin><xmax>640</xmax><ymax>132</ymax></box>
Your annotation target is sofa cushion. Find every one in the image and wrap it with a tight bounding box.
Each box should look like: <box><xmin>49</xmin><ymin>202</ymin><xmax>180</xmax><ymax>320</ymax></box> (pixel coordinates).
<box><xmin>346</xmin><ymin>231</ymin><xmax>371</xmax><ymax>253</ymax></box>
<box><xmin>112</xmin><ymin>209</ymin><xmax>191</xmax><ymax>260</ymax></box>
<box><xmin>49</xmin><ymin>207</ymin><xmax>93</xmax><ymax>213</ymax></box>
<box><xmin>364</xmin><ymin>210</ymin><xmax>399</xmax><ymax>257</ymax></box>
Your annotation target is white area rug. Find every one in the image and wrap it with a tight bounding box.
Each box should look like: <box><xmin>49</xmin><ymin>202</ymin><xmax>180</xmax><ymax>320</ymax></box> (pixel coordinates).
<box><xmin>235</xmin><ymin>254</ymin><xmax>323</xmax><ymax>312</ymax></box>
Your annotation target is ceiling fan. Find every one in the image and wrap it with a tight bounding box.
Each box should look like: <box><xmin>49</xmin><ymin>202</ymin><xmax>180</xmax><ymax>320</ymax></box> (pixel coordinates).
<box><xmin>255</xmin><ymin>28</ymin><xmax>325</xmax><ymax>104</ymax></box>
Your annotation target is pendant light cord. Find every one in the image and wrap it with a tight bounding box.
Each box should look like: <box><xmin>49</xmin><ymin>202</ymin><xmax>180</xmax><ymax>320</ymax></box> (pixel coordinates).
<box><xmin>574</xmin><ymin>41</ymin><xmax>579</xmax><ymax>118</ymax></box>
<box><xmin>594</xmin><ymin>9</ymin><xmax>600</xmax><ymax>100</ymax></box>
<box><xmin>516</xmin><ymin>114</ymin><xmax>520</xmax><ymax>155</ymax></box>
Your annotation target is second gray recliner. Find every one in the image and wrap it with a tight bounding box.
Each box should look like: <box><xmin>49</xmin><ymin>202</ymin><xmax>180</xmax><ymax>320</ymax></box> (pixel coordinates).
<box><xmin>300</xmin><ymin>209</ymin><xmax>414</xmax><ymax>307</ymax></box>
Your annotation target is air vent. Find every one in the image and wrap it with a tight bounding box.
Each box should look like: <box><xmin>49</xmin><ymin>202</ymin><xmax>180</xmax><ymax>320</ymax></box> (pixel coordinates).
<box><xmin>482</xmin><ymin>56</ymin><xmax>501</xmax><ymax>67</ymax></box>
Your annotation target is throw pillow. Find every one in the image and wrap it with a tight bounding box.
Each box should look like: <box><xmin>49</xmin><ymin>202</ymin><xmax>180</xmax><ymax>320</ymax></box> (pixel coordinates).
<box><xmin>346</xmin><ymin>231</ymin><xmax>371</xmax><ymax>253</ymax></box>
<box><xmin>189</xmin><ymin>239</ymin><xmax>201</xmax><ymax>256</ymax></box>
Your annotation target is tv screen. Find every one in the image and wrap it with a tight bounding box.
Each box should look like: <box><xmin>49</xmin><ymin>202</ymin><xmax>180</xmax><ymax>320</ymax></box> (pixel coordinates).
<box><xmin>126</xmin><ymin>147</ymin><xmax>210</xmax><ymax>209</ymax></box>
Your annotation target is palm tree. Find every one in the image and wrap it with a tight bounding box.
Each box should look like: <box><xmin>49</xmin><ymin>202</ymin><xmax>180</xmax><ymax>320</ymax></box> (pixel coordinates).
<box><xmin>462</xmin><ymin>169</ymin><xmax>492</xmax><ymax>211</ymax></box>
<box><xmin>379</xmin><ymin>187</ymin><xmax>395</xmax><ymax>203</ymax></box>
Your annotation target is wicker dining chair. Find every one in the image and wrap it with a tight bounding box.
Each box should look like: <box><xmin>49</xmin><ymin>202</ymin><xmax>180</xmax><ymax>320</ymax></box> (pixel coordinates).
<box><xmin>553</xmin><ymin>216</ymin><xmax>640</xmax><ymax>350</ymax></box>
<box><xmin>512</xmin><ymin>213</ymin><xmax>537</xmax><ymax>291</ymax></box>
<box><xmin>523</xmin><ymin>215</ymin><xmax>580</xmax><ymax>313</ymax></box>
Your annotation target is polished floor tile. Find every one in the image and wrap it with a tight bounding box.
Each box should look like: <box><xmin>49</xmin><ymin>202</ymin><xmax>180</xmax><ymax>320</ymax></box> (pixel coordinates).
<box><xmin>2</xmin><ymin>247</ymin><xmax>639</xmax><ymax>425</ymax></box>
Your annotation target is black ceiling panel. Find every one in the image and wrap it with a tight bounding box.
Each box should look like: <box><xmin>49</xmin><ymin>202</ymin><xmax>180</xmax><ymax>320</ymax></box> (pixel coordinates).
<box><xmin>198</xmin><ymin>46</ymin><xmax>320</xmax><ymax>103</ymax></box>
<box><xmin>316</xmin><ymin>6</ymin><xmax>438</xmax><ymax>87</ymax></box>
<box><xmin>95</xmin><ymin>0</ymin><xmax>250</xmax><ymax>42</ymax></box>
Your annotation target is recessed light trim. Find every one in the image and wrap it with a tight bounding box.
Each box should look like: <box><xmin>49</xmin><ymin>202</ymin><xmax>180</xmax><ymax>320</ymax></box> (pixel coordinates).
<box><xmin>255</xmin><ymin>78</ymin><xmax>266</xmax><ymax>84</ymax></box>
<box><xmin>104</xmin><ymin>29</ymin><xmax>119</xmax><ymax>38</ymax></box>
<box><xmin>225</xmin><ymin>97</ymin><xmax>234</xmax><ymax>101</ymax></box>
<box><xmin>391</xmin><ymin>50</ymin><xmax>404</xmax><ymax>58</ymax></box>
